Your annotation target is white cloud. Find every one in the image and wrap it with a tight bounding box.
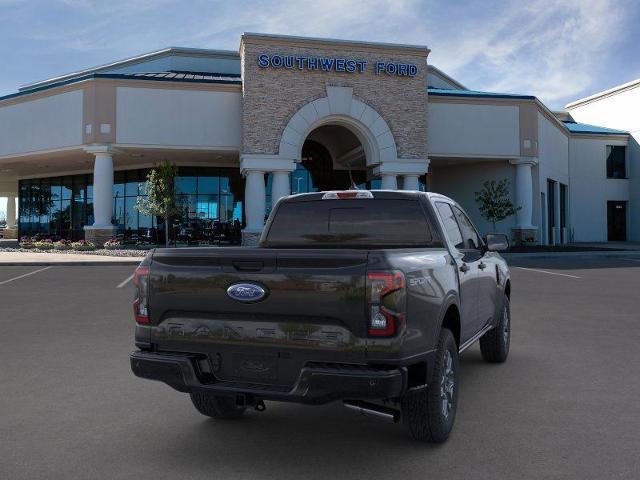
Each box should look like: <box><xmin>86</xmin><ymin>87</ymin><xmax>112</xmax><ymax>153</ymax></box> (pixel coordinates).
<box><xmin>3</xmin><ymin>0</ymin><xmax>635</xmax><ymax>108</ymax></box>
<box><xmin>425</xmin><ymin>0</ymin><xmax>631</xmax><ymax>107</ymax></box>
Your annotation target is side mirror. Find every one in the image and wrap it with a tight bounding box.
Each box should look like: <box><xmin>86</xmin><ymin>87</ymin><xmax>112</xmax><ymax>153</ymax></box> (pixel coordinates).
<box><xmin>485</xmin><ymin>233</ymin><xmax>509</xmax><ymax>252</ymax></box>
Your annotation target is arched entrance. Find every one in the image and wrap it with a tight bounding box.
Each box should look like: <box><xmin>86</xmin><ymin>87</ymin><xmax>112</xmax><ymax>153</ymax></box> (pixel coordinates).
<box><xmin>266</xmin><ymin>123</ymin><xmax>383</xmax><ymax>214</ymax></box>
<box><xmin>241</xmin><ymin>86</ymin><xmax>429</xmax><ymax>243</ymax></box>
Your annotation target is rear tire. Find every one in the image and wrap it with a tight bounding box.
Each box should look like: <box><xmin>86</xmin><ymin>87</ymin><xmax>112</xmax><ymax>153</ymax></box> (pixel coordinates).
<box><xmin>480</xmin><ymin>295</ymin><xmax>511</xmax><ymax>363</ymax></box>
<box><xmin>189</xmin><ymin>392</ymin><xmax>246</xmax><ymax>419</ymax></box>
<box><xmin>401</xmin><ymin>328</ymin><xmax>459</xmax><ymax>442</ymax></box>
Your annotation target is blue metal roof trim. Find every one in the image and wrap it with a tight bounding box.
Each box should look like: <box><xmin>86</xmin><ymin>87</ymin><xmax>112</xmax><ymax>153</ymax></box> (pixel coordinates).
<box><xmin>428</xmin><ymin>87</ymin><xmax>535</xmax><ymax>100</ymax></box>
<box><xmin>562</xmin><ymin>121</ymin><xmax>628</xmax><ymax>135</ymax></box>
<box><xmin>0</xmin><ymin>72</ymin><xmax>242</xmax><ymax>102</ymax></box>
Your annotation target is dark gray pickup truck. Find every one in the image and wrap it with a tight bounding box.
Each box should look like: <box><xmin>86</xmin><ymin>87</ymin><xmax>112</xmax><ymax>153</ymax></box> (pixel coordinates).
<box><xmin>130</xmin><ymin>190</ymin><xmax>511</xmax><ymax>442</ymax></box>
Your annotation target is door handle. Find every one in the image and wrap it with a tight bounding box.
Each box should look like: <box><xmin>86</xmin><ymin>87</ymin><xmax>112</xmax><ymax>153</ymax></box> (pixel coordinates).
<box><xmin>478</xmin><ymin>262</ymin><xmax>487</xmax><ymax>270</ymax></box>
<box><xmin>459</xmin><ymin>263</ymin><xmax>470</xmax><ymax>273</ymax></box>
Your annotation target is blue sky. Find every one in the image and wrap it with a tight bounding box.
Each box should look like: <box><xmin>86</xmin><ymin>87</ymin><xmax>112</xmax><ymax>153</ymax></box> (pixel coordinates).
<box><xmin>1</xmin><ymin>0</ymin><xmax>639</xmax><ymax>217</ymax></box>
<box><xmin>1</xmin><ymin>0</ymin><xmax>639</xmax><ymax>107</ymax></box>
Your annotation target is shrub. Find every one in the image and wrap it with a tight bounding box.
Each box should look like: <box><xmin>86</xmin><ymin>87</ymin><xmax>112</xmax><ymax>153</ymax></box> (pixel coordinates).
<box><xmin>33</xmin><ymin>239</ymin><xmax>54</xmax><ymax>250</ymax></box>
<box><xmin>71</xmin><ymin>240</ymin><xmax>96</xmax><ymax>251</ymax></box>
<box><xmin>54</xmin><ymin>239</ymin><xmax>73</xmax><ymax>250</ymax></box>
<box><xmin>103</xmin><ymin>238</ymin><xmax>123</xmax><ymax>250</ymax></box>
<box><xmin>19</xmin><ymin>236</ymin><xmax>34</xmax><ymax>249</ymax></box>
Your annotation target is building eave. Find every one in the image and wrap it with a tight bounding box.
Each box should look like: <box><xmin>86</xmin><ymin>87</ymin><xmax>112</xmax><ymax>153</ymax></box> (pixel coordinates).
<box><xmin>1</xmin><ymin>72</ymin><xmax>242</xmax><ymax>104</ymax></box>
<box><xmin>565</xmin><ymin>78</ymin><xmax>640</xmax><ymax>109</ymax></box>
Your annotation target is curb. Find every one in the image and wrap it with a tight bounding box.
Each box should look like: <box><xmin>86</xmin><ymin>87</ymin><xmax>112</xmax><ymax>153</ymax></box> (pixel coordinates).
<box><xmin>0</xmin><ymin>260</ymin><xmax>143</xmax><ymax>266</ymax></box>
<box><xmin>502</xmin><ymin>250</ymin><xmax>640</xmax><ymax>259</ymax></box>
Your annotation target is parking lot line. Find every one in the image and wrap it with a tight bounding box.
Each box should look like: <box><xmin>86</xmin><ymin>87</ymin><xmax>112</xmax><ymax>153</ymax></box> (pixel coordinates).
<box><xmin>0</xmin><ymin>266</ymin><xmax>52</xmax><ymax>286</ymax></box>
<box><xmin>116</xmin><ymin>274</ymin><xmax>134</xmax><ymax>289</ymax></box>
<box><xmin>514</xmin><ymin>266</ymin><xmax>581</xmax><ymax>279</ymax></box>
<box><xmin>620</xmin><ymin>257</ymin><xmax>640</xmax><ymax>262</ymax></box>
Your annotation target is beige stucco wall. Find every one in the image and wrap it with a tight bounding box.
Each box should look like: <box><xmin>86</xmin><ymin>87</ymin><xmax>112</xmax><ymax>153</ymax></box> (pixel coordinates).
<box><xmin>0</xmin><ymin>90</ymin><xmax>83</xmax><ymax>157</ymax></box>
<box><xmin>240</xmin><ymin>36</ymin><xmax>428</xmax><ymax>160</ymax></box>
<box><xmin>427</xmin><ymin>101</ymin><xmax>520</xmax><ymax>157</ymax></box>
<box><xmin>115</xmin><ymin>86</ymin><xmax>242</xmax><ymax>148</ymax></box>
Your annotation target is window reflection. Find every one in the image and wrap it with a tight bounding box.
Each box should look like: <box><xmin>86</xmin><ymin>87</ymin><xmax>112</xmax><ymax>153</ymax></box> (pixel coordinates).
<box><xmin>18</xmin><ymin>167</ymin><xmax>244</xmax><ymax>244</ymax></box>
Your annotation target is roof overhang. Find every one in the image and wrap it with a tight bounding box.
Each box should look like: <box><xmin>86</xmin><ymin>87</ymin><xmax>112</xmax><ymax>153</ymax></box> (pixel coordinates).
<box><xmin>565</xmin><ymin>78</ymin><xmax>640</xmax><ymax>109</ymax></box>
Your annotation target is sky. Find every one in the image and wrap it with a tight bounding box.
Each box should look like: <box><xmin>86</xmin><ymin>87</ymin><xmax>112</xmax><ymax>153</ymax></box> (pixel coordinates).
<box><xmin>1</xmin><ymin>0</ymin><xmax>640</xmax><ymax>215</ymax></box>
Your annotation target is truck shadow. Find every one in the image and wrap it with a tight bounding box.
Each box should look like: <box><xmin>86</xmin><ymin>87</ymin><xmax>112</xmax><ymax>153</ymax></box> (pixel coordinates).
<box><xmin>151</xmin><ymin>350</ymin><xmax>492</xmax><ymax>476</ymax></box>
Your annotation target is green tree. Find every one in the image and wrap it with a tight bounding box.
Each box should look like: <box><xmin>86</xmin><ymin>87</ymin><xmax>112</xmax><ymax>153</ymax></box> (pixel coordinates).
<box><xmin>474</xmin><ymin>179</ymin><xmax>520</xmax><ymax>232</ymax></box>
<box><xmin>136</xmin><ymin>161</ymin><xmax>181</xmax><ymax>247</ymax></box>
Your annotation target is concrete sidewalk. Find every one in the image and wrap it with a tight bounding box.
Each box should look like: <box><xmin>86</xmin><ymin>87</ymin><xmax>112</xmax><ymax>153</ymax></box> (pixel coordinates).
<box><xmin>0</xmin><ymin>251</ymin><xmax>144</xmax><ymax>266</ymax></box>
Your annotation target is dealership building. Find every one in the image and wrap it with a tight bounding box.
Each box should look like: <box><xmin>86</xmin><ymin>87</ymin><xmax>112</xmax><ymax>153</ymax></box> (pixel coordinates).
<box><xmin>0</xmin><ymin>33</ymin><xmax>637</xmax><ymax>245</ymax></box>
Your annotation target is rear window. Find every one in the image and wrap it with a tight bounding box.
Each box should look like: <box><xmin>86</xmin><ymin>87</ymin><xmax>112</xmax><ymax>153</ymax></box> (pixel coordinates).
<box><xmin>263</xmin><ymin>199</ymin><xmax>442</xmax><ymax>248</ymax></box>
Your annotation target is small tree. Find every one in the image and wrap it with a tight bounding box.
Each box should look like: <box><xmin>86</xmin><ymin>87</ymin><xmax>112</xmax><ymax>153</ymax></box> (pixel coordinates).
<box><xmin>474</xmin><ymin>179</ymin><xmax>520</xmax><ymax>232</ymax></box>
<box><xmin>136</xmin><ymin>161</ymin><xmax>181</xmax><ymax>247</ymax></box>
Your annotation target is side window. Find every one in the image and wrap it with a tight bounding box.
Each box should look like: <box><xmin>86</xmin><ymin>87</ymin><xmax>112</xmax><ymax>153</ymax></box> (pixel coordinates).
<box><xmin>452</xmin><ymin>205</ymin><xmax>481</xmax><ymax>250</ymax></box>
<box><xmin>436</xmin><ymin>202</ymin><xmax>464</xmax><ymax>249</ymax></box>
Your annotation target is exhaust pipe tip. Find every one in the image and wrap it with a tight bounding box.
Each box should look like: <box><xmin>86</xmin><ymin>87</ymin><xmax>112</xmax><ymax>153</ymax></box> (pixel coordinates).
<box><xmin>343</xmin><ymin>400</ymin><xmax>400</xmax><ymax>423</ymax></box>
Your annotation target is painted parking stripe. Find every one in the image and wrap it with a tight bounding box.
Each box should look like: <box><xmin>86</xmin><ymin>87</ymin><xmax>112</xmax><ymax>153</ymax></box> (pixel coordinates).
<box><xmin>515</xmin><ymin>267</ymin><xmax>581</xmax><ymax>279</ymax></box>
<box><xmin>620</xmin><ymin>258</ymin><xmax>640</xmax><ymax>262</ymax></box>
<box><xmin>116</xmin><ymin>274</ymin><xmax>134</xmax><ymax>289</ymax></box>
<box><xmin>0</xmin><ymin>266</ymin><xmax>52</xmax><ymax>286</ymax></box>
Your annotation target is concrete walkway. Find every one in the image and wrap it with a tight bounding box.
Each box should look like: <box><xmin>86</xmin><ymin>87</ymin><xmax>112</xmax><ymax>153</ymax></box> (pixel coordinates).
<box><xmin>0</xmin><ymin>251</ymin><xmax>144</xmax><ymax>265</ymax></box>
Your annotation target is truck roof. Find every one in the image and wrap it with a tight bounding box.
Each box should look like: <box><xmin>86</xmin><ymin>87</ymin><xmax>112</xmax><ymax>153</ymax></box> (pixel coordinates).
<box><xmin>280</xmin><ymin>190</ymin><xmax>453</xmax><ymax>203</ymax></box>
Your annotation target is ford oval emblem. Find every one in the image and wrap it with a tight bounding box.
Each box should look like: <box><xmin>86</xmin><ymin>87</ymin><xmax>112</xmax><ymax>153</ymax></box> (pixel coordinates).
<box><xmin>226</xmin><ymin>282</ymin><xmax>267</xmax><ymax>303</ymax></box>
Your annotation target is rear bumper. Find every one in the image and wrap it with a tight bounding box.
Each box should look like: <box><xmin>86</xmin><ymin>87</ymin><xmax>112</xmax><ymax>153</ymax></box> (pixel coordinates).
<box><xmin>130</xmin><ymin>350</ymin><xmax>406</xmax><ymax>404</ymax></box>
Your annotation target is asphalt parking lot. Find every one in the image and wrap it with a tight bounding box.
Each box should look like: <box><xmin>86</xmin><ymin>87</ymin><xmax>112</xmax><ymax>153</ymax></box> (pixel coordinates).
<box><xmin>1</xmin><ymin>255</ymin><xmax>639</xmax><ymax>479</ymax></box>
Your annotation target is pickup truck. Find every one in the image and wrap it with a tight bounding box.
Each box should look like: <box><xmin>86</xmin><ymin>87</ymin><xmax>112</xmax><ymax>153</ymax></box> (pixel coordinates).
<box><xmin>130</xmin><ymin>190</ymin><xmax>511</xmax><ymax>442</ymax></box>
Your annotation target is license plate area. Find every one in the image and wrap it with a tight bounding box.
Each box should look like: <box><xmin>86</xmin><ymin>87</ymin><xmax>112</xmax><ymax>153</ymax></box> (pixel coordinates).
<box><xmin>232</xmin><ymin>353</ymin><xmax>278</xmax><ymax>381</ymax></box>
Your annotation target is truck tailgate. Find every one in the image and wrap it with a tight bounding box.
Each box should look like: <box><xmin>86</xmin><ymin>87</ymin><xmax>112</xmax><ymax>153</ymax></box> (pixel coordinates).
<box><xmin>148</xmin><ymin>247</ymin><xmax>369</xmax><ymax>386</ymax></box>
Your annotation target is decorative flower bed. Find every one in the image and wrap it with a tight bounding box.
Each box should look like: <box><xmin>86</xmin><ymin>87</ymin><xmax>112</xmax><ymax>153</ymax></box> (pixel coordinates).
<box><xmin>54</xmin><ymin>239</ymin><xmax>73</xmax><ymax>251</ymax></box>
<box><xmin>103</xmin><ymin>238</ymin><xmax>123</xmax><ymax>250</ymax></box>
<box><xmin>19</xmin><ymin>236</ymin><xmax>35</xmax><ymax>249</ymax></box>
<box><xmin>70</xmin><ymin>240</ymin><xmax>96</xmax><ymax>251</ymax></box>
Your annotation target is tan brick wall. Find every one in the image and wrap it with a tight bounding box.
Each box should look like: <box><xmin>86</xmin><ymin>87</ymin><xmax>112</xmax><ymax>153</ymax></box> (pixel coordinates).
<box><xmin>241</xmin><ymin>37</ymin><xmax>428</xmax><ymax>160</ymax></box>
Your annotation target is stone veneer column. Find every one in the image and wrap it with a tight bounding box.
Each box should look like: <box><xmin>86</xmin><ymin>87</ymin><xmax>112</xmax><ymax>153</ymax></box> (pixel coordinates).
<box><xmin>510</xmin><ymin>157</ymin><xmax>538</xmax><ymax>243</ymax></box>
<box><xmin>83</xmin><ymin>145</ymin><xmax>117</xmax><ymax>246</ymax></box>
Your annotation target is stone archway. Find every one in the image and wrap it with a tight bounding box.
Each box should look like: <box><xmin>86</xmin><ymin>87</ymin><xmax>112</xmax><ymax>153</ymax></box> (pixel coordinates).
<box><xmin>278</xmin><ymin>86</ymin><xmax>398</xmax><ymax>166</ymax></box>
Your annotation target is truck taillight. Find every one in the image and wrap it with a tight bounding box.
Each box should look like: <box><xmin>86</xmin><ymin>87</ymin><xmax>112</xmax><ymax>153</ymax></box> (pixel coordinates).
<box><xmin>366</xmin><ymin>271</ymin><xmax>405</xmax><ymax>337</ymax></box>
<box><xmin>133</xmin><ymin>266</ymin><xmax>150</xmax><ymax>324</ymax></box>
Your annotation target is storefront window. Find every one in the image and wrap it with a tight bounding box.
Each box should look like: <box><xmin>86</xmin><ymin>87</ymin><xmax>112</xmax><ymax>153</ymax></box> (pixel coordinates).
<box><xmin>18</xmin><ymin>166</ymin><xmax>244</xmax><ymax>244</ymax></box>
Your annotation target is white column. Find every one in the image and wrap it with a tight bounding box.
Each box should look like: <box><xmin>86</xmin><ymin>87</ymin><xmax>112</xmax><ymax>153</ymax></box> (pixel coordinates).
<box><xmin>91</xmin><ymin>151</ymin><xmax>115</xmax><ymax>227</ymax></box>
<box><xmin>401</xmin><ymin>174</ymin><xmax>420</xmax><ymax>191</ymax></box>
<box><xmin>6</xmin><ymin>195</ymin><xmax>16</xmax><ymax>228</ymax></box>
<box><xmin>381</xmin><ymin>174</ymin><xmax>398</xmax><ymax>190</ymax></box>
<box><xmin>244</xmin><ymin>170</ymin><xmax>266</xmax><ymax>231</ymax></box>
<box><xmin>271</xmin><ymin>171</ymin><xmax>290</xmax><ymax>205</ymax></box>
<box><xmin>511</xmin><ymin>158</ymin><xmax>536</xmax><ymax>229</ymax></box>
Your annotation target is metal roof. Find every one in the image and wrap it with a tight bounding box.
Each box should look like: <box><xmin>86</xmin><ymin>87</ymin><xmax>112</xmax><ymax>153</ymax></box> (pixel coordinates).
<box><xmin>562</xmin><ymin>121</ymin><xmax>628</xmax><ymax>135</ymax></box>
<box><xmin>19</xmin><ymin>47</ymin><xmax>240</xmax><ymax>92</ymax></box>
<box><xmin>0</xmin><ymin>71</ymin><xmax>241</xmax><ymax>103</ymax></box>
<box><xmin>428</xmin><ymin>87</ymin><xmax>535</xmax><ymax>100</ymax></box>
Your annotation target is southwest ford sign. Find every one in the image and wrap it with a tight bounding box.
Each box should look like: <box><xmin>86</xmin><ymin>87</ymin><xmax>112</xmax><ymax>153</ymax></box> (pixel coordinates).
<box><xmin>257</xmin><ymin>54</ymin><xmax>418</xmax><ymax>77</ymax></box>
